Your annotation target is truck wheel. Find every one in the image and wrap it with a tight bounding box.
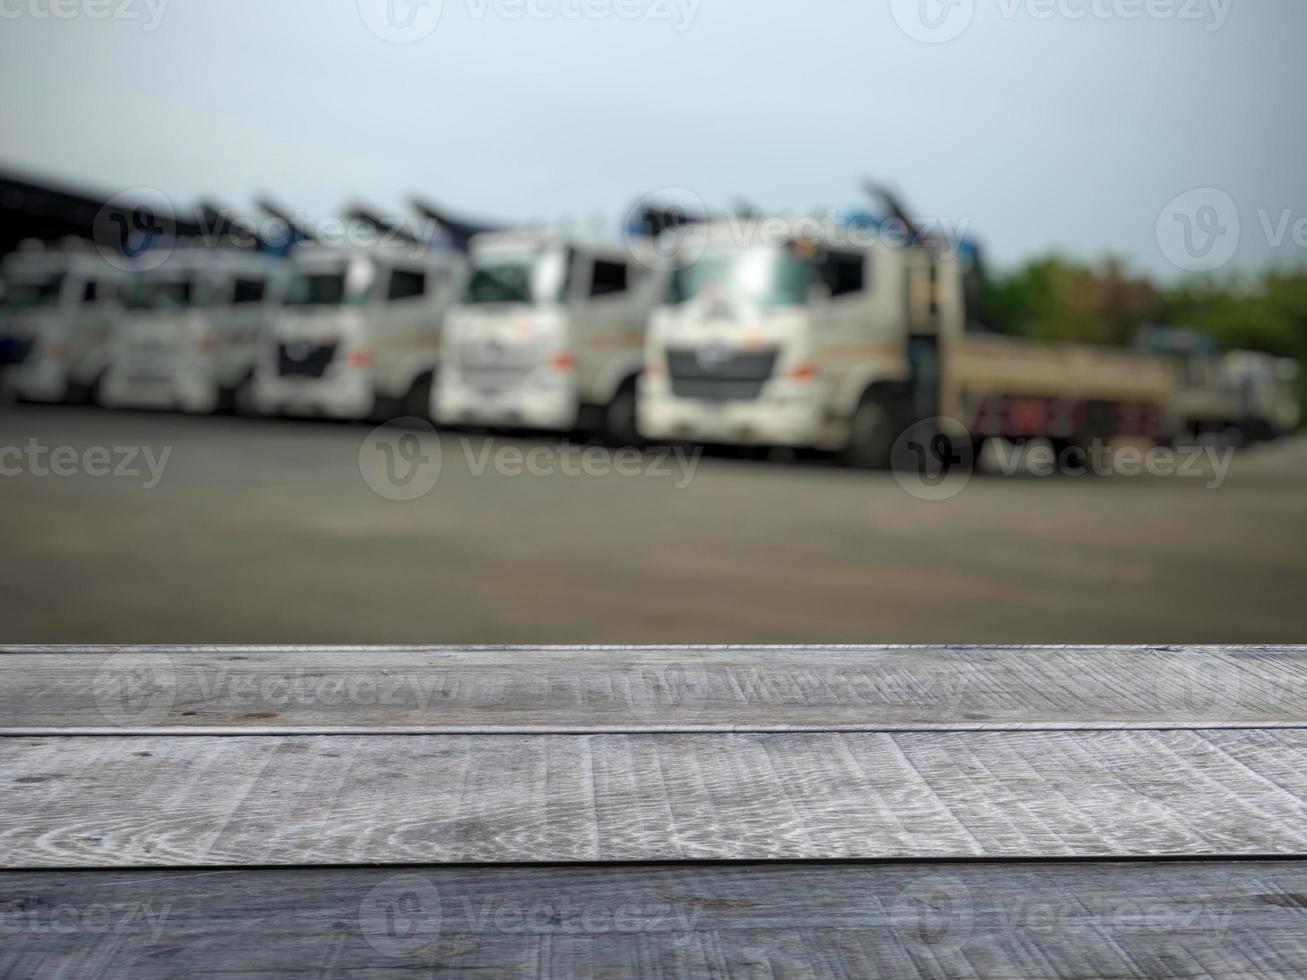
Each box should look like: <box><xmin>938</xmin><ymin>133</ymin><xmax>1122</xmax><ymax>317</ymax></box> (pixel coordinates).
<box><xmin>65</xmin><ymin>379</ymin><xmax>91</xmax><ymax>405</ymax></box>
<box><xmin>402</xmin><ymin>372</ymin><xmax>435</xmax><ymax>423</ymax></box>
<box><xmin>228</xmin><ymin>376</ymin><xmax>259</xmax><ymax>417</ymax></box>
<box><xmin>842</xmin><ymin>393</ymin><xmax>900</xmax><ymax>470</ymax></box>
<box><xmin>603</xmin><ymin>379</ymin><xmax>641</xmax><ymax>447</ymax></box>
<box><xmin>89</xmin><ymin>371</ymin><xmax>110</xmax><ymax>409</ymax></box>
<box><xmin>367</xmin><ymin>391</ymin><xmax>400</xmax><ymax>424</ymax></box>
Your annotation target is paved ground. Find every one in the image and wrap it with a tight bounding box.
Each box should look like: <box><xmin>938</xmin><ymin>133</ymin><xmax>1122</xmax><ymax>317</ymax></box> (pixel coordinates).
<box><xmin>1</xmin><ymin>405</ymin><xmax>1304</xmax><ymax>644</ymax></box>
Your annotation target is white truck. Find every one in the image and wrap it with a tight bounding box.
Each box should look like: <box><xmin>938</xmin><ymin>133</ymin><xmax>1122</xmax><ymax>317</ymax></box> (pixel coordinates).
<box><xmin>1137</xmin><ymin>327</ymin><xmax>1301</xmax><ymax>444</ymax></box>
<box><xmin>1</xmin><ymin>245</ymin><xmax>127</xmax><ymax>404</ymax></box>
<box><xmin>1221</xmin><ymin>351</ymin><xmax>1300</xmax><ymax>441</ymax></box>
<box><xmin>254</xmin><ymin>241</ymin><xmax>467</xmax><ymax>421</ymax></box>
<box><xmin>1174</xmin><ymin>349</ymin><xmax>1302</xmax><ymax>444</ymax></box>
<box><xmin>434</xmin><ymin>231</ymin><xmax>656</xmax><ymax>442</ymax></box>
<box><xmin>638</xmin><ymin>217</ymin><xmax>1176</xmax><ymax>467</ymax></box>
<box><xmin>99</xmin><ymin>246</ymin><xmax>283</xmax><ymax>413</ymax></box>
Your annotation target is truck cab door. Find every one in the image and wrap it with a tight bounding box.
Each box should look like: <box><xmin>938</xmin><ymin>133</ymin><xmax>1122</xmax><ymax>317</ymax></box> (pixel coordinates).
<box><xmin>573</xmin><ymin>253</ymin><xmax>640</xmax><ymax>404</ymax></box>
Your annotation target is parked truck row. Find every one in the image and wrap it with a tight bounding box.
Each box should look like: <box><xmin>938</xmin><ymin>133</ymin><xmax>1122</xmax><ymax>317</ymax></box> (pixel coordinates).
<box><xmin>1</xmin><ymin>188</ymin><xmax>1299</xmax><ymax>468</ymax></box>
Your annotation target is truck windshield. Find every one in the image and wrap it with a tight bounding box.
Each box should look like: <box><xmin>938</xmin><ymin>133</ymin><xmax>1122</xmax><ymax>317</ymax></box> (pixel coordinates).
<box><xmin>464</xmin><ymin>251</ymin><xmax>569</xmax><ymax>305</ymax></box>
<box><xmin>668</xmin><ymin>248</ymin><xmax>811</xmax><ymax>310</ymax></box>
<box><xmin>1</xmin><ymin>276</ymin><xmax>64</xmax><ymax>308</ymax></box>
<box><xmin>284</xmin><ymin>270</ymin><xmax>352</xmax><ymax>306</ymax></box>
<box><xmin>126</xmin><ymin>278</ymin><xmax>200</xmax><ymax>310</ymax></box>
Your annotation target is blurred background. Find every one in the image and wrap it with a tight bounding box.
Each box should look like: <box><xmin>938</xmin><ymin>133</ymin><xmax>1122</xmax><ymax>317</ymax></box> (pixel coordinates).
<box><xmin>1</xmin><ymin>0</ymin><xmax>1305</xmax><ymax>644</ymax></box>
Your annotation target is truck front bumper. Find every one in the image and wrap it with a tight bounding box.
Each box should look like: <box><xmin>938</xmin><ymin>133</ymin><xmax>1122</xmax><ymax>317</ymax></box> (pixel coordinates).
<box><xmin>5</xmin><ymin>361</ymin><xmax>67</xmax><ymax>403</ymax></box>
<box><xmin>436</xmin><ymin>372</ymin><xmax>578</xmax><ymax>432</ymax></box>
<box><xmin>637</xmin><ymin>380</ymin><xmax>832</xmax><ymax>448</ymax></box>
<box><xmin>254</xmin><ymin>371</ymin><xmax>374</xmax><ymax>420</ymax></box>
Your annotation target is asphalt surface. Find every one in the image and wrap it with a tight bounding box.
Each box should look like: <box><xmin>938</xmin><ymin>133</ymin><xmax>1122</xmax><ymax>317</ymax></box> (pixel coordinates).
<box><xmin>1</xmin><ymin>405</ymin><xmax>1305</xmax><ymax>644</ymax></box>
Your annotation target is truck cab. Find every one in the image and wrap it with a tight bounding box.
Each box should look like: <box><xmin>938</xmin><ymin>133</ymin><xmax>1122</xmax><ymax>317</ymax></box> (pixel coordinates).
<box><xmin>1136</xmin><ymin>328</ymin><xmax>1299</xmax><ymax>445</ymax></box>
<box><xmin>99</xmin><ymin>246</ymin><xmax>283</xmax><ymax>413</ymax></box>
<box><xmin>1223</xmin><ymin>351</ymin><xmax>1301</xmax><ymax>443</ymax></box>
<box><xmin>1</xmin><ymin>247</ymin><xmax>126</xmax><ymax>404</ymax></box>
<box><xmin>435</xmin><ymin>232</ymin><xmax>655</xmax><ymax>441</ymax></box>
<box><xmin>254</xmin><ymin>241</ymin><xmax>467</xmax><ymax>420</ymax></box>
<box><xmin>638</xmin><ymin>222</ymin><xmax>929</xmax><ymax>465</ymax></box>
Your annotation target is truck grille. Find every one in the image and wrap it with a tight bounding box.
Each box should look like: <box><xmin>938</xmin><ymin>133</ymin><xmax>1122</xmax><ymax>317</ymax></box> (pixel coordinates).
<box><xmin>119</xmin><ymin>339</ymin><xmax>180</xmax><ymax>382</ymax></box>
<box><xmin>460</xmin><ymin>364</ymin><xmax>533</xmax><ymax>391</ymax></box>
<box><xmin>458</xmin><ymin>340</ymin><xmax>539</xmax><ymax>391</ymax></box>
<box><xmin>278</xmin><ymin>342</ymin><xmax>338</xmax><ymax>379</ymax></box>
<box><xmin>666</xmin><ymin>347</ymin><xmax>778</xmax><ymax>401</ymax></box>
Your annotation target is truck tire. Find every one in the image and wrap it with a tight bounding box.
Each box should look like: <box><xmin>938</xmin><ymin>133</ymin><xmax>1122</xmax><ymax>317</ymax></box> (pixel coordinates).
<box><xmin>402</xmin><ymin>372</ymin><xmax>435</xmax><ymax>423</ymax></box>
<box><xmin>603</xmin><ymin>378</ymin><xmax>641</xmax><ymax>447</ymax></box>
<box><xmin>231</xmin><ymin>376</ymin><xmax>258</xmax><ymax>418</ymax></box>
<box><xmin>225</xmin><ymin>375</ymin><xmax>259</xmax><ymax>417</ymax></box>
<box><xmin>88</xmin><ymin>370</ymin><xmax>109</xmax><ymax>409</ymax></box>
<box><xmin>364</xmin><ymin>393</ymin><xmax>394</xmax><ymax>424</ymax></box>
<box><xmin>65</xmin><ymin>379</ymin><xmax>92</xmax><ymax>405</ymax></box>
<box><xmin>842</xmin><ymin>392</ymin><xmax>901</xmax><ymax>470</ymax></box>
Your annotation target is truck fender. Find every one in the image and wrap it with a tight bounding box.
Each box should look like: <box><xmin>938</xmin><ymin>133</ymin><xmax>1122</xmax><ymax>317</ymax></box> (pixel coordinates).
<box><xmin>378</xmin><ymin>350</ymin><xmax>441</xmax><ymax>400</ymax></box>
<box><xmin>588</xmin><ymin>351</ymin><xmax>646</xmax><ymax>408</ymax></box>
<box><xmin>833</xmin><ymin>365</ymin><xmax>912</xmax><ymax>422</ymax></box>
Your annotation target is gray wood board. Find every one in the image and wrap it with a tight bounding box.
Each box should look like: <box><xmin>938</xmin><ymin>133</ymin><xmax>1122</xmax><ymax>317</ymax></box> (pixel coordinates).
<box><xmin>6</xmin><ymin>729</ymin><xmax>1307</xmax><ymax>866</ymax></box>
<box><xmin>4</xmin><ymin>645</ymin><xmax>1306</xmax><ymax>733</ymax></box>
<box><xmin>3</xmin><ymin>860</ymin><xmax>1305</xmax><ymax>978</ymax></box>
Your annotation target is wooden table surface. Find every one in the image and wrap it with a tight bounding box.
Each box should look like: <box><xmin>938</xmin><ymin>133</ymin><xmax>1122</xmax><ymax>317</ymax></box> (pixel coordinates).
<box><xmin>3</xmin><ymin>645</ymin><xmax>1306</xmax><ymax>978</ymax></box>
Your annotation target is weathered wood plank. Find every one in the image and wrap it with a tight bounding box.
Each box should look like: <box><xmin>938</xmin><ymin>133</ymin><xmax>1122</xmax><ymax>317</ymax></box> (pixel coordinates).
<box><xmin>3</xmin><ymin>645</ymin><xmax>1305</xmax><ymax>733</ymax></box>
<box><xmin>3</xmin><ymin>861</ymin><xmax>1305</xmax><ymax>978</ymax></box>
<box><xmin>5</xmin><ymin>730</ymin><xmax>1307</xmax><ymax>867</ymax></box>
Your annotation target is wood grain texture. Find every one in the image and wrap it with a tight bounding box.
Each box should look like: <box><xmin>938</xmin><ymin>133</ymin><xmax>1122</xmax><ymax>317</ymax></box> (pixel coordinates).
<box><xmin>6</xmin><ymin>729</ymin><xmax>1307</xmax><ymax>867</ymax></box>
<box><xmin>4</xmin><ymin>645</ymin><xmax>1306</xmax><ymax>733</ymax></box>
<box><xmin>4</xmin><ymin>861</ymin><xmax>1305</xmax><ymax>978</ymax></box>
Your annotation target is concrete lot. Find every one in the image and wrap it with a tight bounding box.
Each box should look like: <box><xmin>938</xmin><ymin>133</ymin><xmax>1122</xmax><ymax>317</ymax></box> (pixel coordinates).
<box><xmin>1</xmin><ymin>405</ymin><xmax>1304</xmax><ymax>644</ymax></box>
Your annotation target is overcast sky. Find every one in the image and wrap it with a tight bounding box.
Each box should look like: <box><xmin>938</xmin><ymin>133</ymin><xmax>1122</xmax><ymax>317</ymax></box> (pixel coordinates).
<box><xmin>2</xmin><ymin>0</ymin><xmax>1304</xmax><ymax>277</ymax></box>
